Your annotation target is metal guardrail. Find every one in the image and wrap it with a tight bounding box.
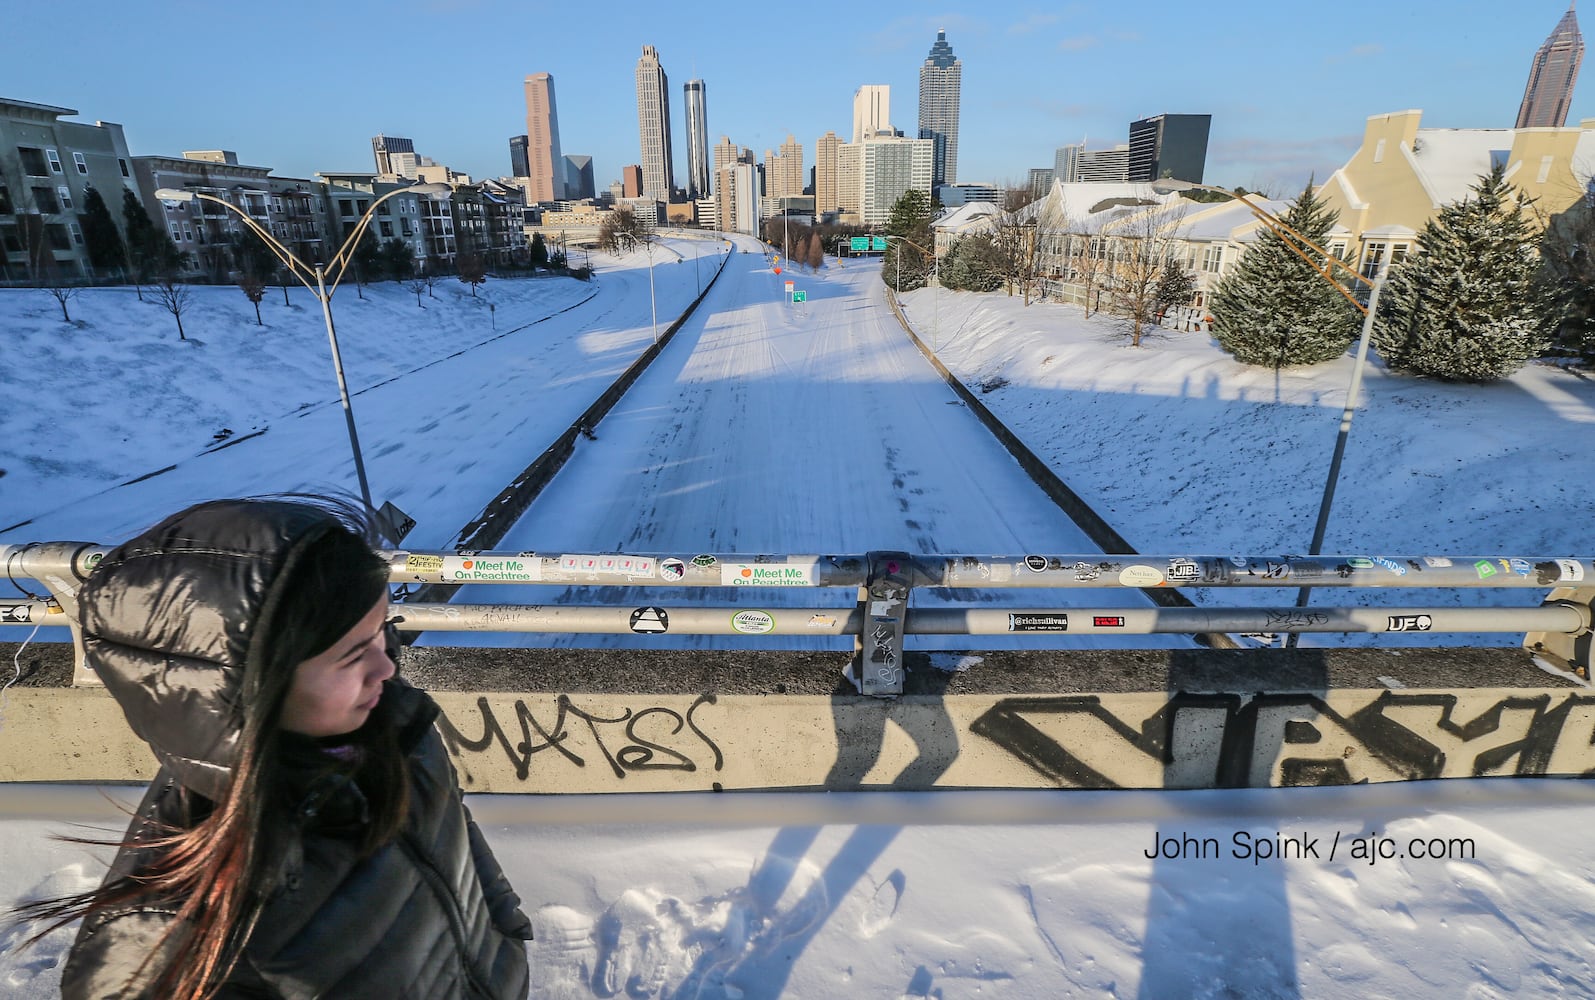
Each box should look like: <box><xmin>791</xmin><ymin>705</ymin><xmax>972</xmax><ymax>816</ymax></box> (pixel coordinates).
<box><xmin>4</xmin><ymin>544</ymin><xmax>1592</xmax><ymax>696</ymax></box>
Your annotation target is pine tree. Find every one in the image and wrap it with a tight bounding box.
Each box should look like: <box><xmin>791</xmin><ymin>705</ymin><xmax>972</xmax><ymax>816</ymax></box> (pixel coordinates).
<box><xmin>883</xmin><ymin>189</ymin><xmax>934</xmax><ymax>291</ymax></box>
<box><xmin>529</xmin><ymin>232</ymin><xmax>549</xmax><ymax>270</ymax></box>
<box><xmin>80</xmin><ymin>185</ymin><xmax>127</xmax><ymax>278</ymax></box>
<box><xmin>122</xmin><ymin>187</ymin><xmax>161</xmax><ymax>287</ymax></box>
<box><xmin>1209</xmin><ymin>182</ymin><xmax>1360</xmax><ymax>368</ymax></box>
<box><xmin>1372</xmin><ymin>163</ymin><xmax>1560</xmax><ymax>382</ymax></box>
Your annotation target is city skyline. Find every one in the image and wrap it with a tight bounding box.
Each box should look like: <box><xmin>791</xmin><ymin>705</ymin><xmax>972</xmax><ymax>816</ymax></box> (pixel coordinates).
<box><xmin>6</xmin><ymin>0</ymin><xmax>1593</xmax><ymax>197</ymax></box>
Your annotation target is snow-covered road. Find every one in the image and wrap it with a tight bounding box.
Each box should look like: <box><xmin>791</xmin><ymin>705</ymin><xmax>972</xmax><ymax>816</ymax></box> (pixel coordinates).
<box><xmin>446</xmin><ymin>250</ymin><xmax>1172</xmax><ymax>651</ymax></box>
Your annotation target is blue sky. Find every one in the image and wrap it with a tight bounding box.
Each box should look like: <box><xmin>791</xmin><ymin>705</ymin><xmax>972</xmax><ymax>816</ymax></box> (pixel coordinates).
<box><xmin>5</xmin><ymin>0</ymin><xmax>1589</xmax><ymax>195</ymax></box>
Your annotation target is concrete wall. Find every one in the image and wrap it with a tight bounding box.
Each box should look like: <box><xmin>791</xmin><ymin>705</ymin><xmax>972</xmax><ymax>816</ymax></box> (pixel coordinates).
<box><xmin>5</xmin><ymin>644</ymin><xmax>1589</xmax><ymax>791</ymax></box>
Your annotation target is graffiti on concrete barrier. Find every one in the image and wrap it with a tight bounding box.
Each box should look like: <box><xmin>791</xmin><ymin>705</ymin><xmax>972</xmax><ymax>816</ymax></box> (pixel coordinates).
<box><xmin>971</xmin><ymin>692</ymin><xmax>1595</xmax><ymax>788</ymax></box>
<box><xmin>437</xmin><ymin>693</ymin><xmax>723</xmax><ymax>783</ymax></box>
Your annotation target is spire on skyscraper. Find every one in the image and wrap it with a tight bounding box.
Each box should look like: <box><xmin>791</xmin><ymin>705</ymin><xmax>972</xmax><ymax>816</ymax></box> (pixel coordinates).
<box><xmin>1516</xmin><ymin>4</ymin><xmax>1584</xmax><ymax>128</ymax></box>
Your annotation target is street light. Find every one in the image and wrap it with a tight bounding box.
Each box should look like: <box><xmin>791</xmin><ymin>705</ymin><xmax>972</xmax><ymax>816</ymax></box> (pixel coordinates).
<box><xmin>618</xmin><ymin>232</ymin><xmax>659</xmax><ymax>345</ymax></box>
<box><xmin>883</xmin><ymin>234</ymin><xmax>941</xmax><ymax>349</ymax></box>
<box><xmin>1151</xmin><ymin>178</ymin><xmax>1384</xmax><ymax>637</ymax></box>
<box><xmin>156</xmin><ymin>182</ymin><xmax>451</xmax><ymax>513</ymax></box>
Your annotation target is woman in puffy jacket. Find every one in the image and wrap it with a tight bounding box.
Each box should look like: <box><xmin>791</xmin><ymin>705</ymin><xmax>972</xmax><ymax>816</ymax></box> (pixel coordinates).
<box><xmin>22</xmin><ymin>496</ymin><xmax>531</xmax><ymax>999</ymax></box>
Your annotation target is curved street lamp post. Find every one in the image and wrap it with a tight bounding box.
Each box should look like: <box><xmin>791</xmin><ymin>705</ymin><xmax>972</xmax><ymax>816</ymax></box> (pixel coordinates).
<box><xmin>1151</xmin><ymin>178</ymin><xmax>1384</xmax><ymax>640</ymax></box>
<box><xmin>156</xmin><ymin>183</ymin><xmax>451</xmax><ymax>522</ymax></box>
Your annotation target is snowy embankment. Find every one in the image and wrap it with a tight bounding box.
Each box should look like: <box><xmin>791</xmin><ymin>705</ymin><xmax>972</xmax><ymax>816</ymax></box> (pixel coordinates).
<box><xmin>900</xmin><ymin>285</ymin><xmax>1595</xmax><ymax>645</ymax></box>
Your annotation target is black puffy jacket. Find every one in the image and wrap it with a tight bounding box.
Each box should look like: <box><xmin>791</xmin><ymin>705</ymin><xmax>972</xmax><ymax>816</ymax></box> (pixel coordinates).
<box><xmin>58</xmin><ymin>500</ymin><xmax>531</xmax><ymax>999</ymax></box>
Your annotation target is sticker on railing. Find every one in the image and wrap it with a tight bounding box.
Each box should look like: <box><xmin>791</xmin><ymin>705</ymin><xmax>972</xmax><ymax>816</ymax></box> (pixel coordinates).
<box><xmin>402</xmin><ymin>553</ymin><xmax>444</xmax><ymax>575</ymax></box>
<box><xmin>1558</xmin><ymin>559</ymin><xmax>1586</xmax><ymax>582</ymax></box>
<box><xmin>1119</xmin><ymin>565</ymin><xmax>1164</xmax><ymax>587</ymax></box>
<box><xmin>443</xmin><ymin>555</ymin><xmax>541</xmax><ymax>582</ymax></box>
<box><xmin>1024</xmin><ymin>555</ymin><xmax>1047</xmax><ymax>573</ymax></box>
<box><xmin>1009</xmin><ymin>613</ymin><xmax>1068</xmax><ymax>632</ymax></box>
<box><xmin>807</xmin><ymin>614</ymin><xmax>837</xmax><ymax>628</ymax></box>
<box><xmin>1387</xmin><ymin>614</ymin><xmax>1433</xmax><ymax>632</ymax></box>
<box><xmin>629</xmin><ymin>607</ymin><xmax>669</xmax><ymax>633</ymax></box>
<box><xmin>658</xmin><ymin>558</ymin><xmax>686</xmax><ymax>582</ymax></box>
<box><xmin>1</xmin><ymin>605</ymin><xmax>32</xmax><ymax>623</ymax></box>
<box><xmin>722</xmin><ymin>563</ymin><xmax>813</xmax><ymax>586</ymax></box>
<box><xmin>560</xmin><ymin>554</ymin><xmax>656</xmax><ymax>578</ymax></box>
<box><xmin>731</xmin><ymin>610</ymin><xmax>775</xmax><ymax>634</ymax></box>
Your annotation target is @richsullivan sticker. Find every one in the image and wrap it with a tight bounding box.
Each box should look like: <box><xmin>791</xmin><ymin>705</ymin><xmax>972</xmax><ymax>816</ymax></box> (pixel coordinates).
<box><xmin>731</xmin><ymin>610</ymin><xmax>776</xmax><ymax>634</ymax></box>
<box><xmin>1008</xmin><ymin>613</ymin><xmax>1068</xmax><ymax>632</ymax></box>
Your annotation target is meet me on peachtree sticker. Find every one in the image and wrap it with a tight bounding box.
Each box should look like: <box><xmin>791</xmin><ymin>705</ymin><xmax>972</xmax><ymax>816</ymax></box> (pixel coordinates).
<box><xmin>721</xmin><ymin>563</ymin><xmax>814</xmax><ymax>586</ymax></box>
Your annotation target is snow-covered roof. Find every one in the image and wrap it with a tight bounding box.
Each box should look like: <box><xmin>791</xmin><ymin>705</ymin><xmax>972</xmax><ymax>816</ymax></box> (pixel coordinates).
<box><xmin>1408</xmin><ymin>129</ymin><xmax>1509</xmax><ymax>206</ymax></box>
<box><xmin>1178</xmin><ymin>198</ymin><xmax>1292</xmax><ymax>242</ymax></box>
<box><xmin>933</xmin><ymin>201</ymin><xmax>999</xmax><ymax>231</ymax></box>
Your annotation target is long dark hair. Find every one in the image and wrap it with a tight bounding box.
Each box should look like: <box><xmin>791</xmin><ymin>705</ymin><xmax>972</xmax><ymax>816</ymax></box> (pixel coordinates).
<box><xmin>15</xmin><ymin>495</ymin><xmax>411</xmax><ymax>999</ymax></box>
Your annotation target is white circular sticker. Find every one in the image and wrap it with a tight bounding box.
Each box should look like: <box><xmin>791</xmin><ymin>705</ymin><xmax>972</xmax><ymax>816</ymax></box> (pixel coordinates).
<box><xmin>659</xmin><ymin>558</ymin><xmax>686</xmax><ymax>582</ymax></box>
<box><xmin>1119</xmin><ymin>565</ymin><xmax>1165</xmax><ymax>587</ymax></box>
<box><xmin>731</xmin><ymin>610</ymin><xmax>775</xmax><ymax>634</ymax></box>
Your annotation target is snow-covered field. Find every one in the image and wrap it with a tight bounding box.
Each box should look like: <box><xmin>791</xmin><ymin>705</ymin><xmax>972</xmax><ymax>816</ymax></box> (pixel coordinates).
<box><xmin>3</xmin><ymin>243</ymin><xmax>1595</xmax><ymax>997</ymax></box>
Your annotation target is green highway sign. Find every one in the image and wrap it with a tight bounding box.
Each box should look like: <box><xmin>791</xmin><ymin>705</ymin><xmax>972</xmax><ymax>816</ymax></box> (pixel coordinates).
<box><xmin>871</xmin><ymin>236</ymin><xmax>887</xmax><ymax>251</ymax></box>
<box><xmin>850</xmin><ymin>237</ymin><xmax>870</xmax><ymax>251</ymax></box>
<box><xmin>792</xmin><ymin>291</ymin><xmax>807</xmax><ymax>302</ymax></box>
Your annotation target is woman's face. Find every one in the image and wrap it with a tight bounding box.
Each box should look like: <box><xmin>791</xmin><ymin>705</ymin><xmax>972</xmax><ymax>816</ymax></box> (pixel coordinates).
<box><xmin>280</xmin><ymin>598</ymin><xmax>394</xmax><ymax>737</ymax></box>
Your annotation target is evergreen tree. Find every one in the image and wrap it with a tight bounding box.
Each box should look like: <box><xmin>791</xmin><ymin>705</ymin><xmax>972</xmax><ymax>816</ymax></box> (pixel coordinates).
<box><xmin>882</xmin><ymin>188</ymin><xmax>934</xmax><ymax>291</ymax></box>
<box><xmin>1209</xmin><ymin>182</ymin><xmax>1360</xmax><ymax>368</ymax></box>
<box><xmin>940</xmin><ymin>233</ymin><xmax>1004</xmax><ymax>292</ymax></box>
<box><xmin>379</xmin><ymin>238</ymin><xmax>413</xmax><ymax>281</ymax></box>
<box><xmin>122</xmin><ymin>187</ymin><xmax>162</xmax><ymax>287</ymax></box>
<box><xmin>1372</xmin><ymin>163</ymin><xmax>1560</xmax><ymax>382</ymax></box>
<box><xmin>1535</xmin><ymin>192</ymin><xmax>1595</xmax><ymax>364</ymax></box>
<box><xmin>79</xmin><ymin>185</ymin><xmax>127</xmax><ymax>278</ymax></box>
<box><xmin>529</xmin><ymin>232</ymin><xmax>549</xmax><ymax>270</ymax></box>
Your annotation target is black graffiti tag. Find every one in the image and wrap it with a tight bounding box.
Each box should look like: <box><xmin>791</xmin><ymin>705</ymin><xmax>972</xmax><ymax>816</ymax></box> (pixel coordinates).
<box><xmin>437</xmin><ymin>693</ymin><xmax>724</xmax><ymax>782</ymax></box>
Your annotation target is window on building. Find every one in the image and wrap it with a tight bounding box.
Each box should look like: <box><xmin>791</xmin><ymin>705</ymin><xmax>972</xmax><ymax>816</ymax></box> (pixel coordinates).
<box><xmin>58</xmin><ymin>185</ymin><xmax>73</xmax><ymax>210</ymax></box>
<box><xmin>338</xmin><ymin>199</ymin><xmax>355</xmax><ymax>217</ymax></box>
<box><xmin>1373</xmin><ymin>139</ymin><xmax>1386</xmax><ymax>164</ymax></box>
<box><xmin>1390</xmin><ymin>244</ymin><xmax>1410</xmax><ymax>268</ymax></box>
<box><xmin>46</xmin><ymin>223</ymin><xmax>72</xmax><ymax>250</ymax></box>
<box><xmin>46</xmin><ymin>149</ymin><xmax>63</xmax><ymax>174</ymax></box>
<box><xmin>170</xmin><ymin>223</ymin><xmax>181</xmax><ymax>241</ymax></box>
<box><xmin>380</xmin><ymin>220</ymin><xmax>393</xmax><ymax>237</ymax></box>
<box><xmin>0</xmin><ymin>224</ymin><xmax>20</xmax><ymax>253</ymax></box>
<box><xmin>71</xmin><ymin>152</ymin><xmax>87</xmax><ymax>175</ymax></box>
<box><xmin>118</xmin><ymin>158</ymin><xmax>130</xmax><ymax>178</ymax></box>
<box><xmin>0</xmin><ymin>184</ymin><xmax>10</xmax><ymax>215</ymax></box>
<box><xmin>19</xmin><ymin>147</ymin><xmax>49</xmax><ymax>176</ymax></box>
<box><xmin>69</xmin><ymin>221</ymin><xmax>83</xmax><ymax>246</ymax></box>
<box><xmin>31</xmin><ymin>186</ymin><xmax>61</xmax><ymax>213</ymax></box>
<box><xmin>1361</xmin><ymin>241</ymin><xmax>1387</xmax><ymax>280</ymax></box>
<box><xmin>183</xmin><ymin>227</ymin><xmax>193</xmax><ymax>242</ymax></box>
<box><xmin>1201</xmin><ymin>246</ymin><xmax>1224</xmax><ymax>273</ymax></box>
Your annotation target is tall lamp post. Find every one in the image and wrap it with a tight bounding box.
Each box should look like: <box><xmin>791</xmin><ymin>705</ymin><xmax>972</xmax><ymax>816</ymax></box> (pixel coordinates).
<box><xmin>1151</xmin><ymin>178</ymin><xmax>1383</xmax><ymax>641</ymax></box>
<box><xmin>883</xmin><ymin>234</ymin><xmax>941</xmax><ymax>350</ymax></box>
<box><xmin>156</xmin><ymin>182</ymin><xmax>451</xmax><ymax>514</ymax></box>
<box><xmin>619</xmin><ymin>232</ymin><xmax>659</xmax><ymax>345</ymax></box>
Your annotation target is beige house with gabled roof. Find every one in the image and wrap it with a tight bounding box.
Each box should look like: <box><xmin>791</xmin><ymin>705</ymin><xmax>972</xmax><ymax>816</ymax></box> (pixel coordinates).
<box><xmin>1316</xmin><ymin>109</ymin><xmax>1595</xmax><ymax>281</ymax></box>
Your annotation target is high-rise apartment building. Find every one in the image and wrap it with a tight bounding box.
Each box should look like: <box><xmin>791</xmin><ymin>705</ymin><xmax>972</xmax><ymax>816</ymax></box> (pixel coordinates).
<box><xmin>765</xmin><ymin>134</ymin><xmax>804</xmax><ymax>201</ymax></box>
<box><xmin>837</xmin><ymin>142</ymin><xmax>862</xmax><ymax>217</ymax></box>
<box><xmin>814</xmin><ymin>131</ymin><xmax>841</xmax><ymax>213</ymax></box>
<box><xmin>853</xmin><ymin>85</ymin><xmax>891</xmax><ymax>143</ymax></box>
<box><xmin>523</xmin><ymin>72</ymin><xmax>565</xmax><ymax>202</ymax></box>
<box><xmin>622</xmin><ymin>165</ymin><xmax>643</xmax><ymax>199</ymax></box>
<box><xmin>1127</xmin><ymin>113</ymin><xmax>1210</xmax><ymax>184</ymax></box>
<box><xmin>1078</xmin><ymin>146</ymin><xmax>1130</xmax><ymax>182</ymax></box>
<box><xmin>509</xmin><ymin>135</ymin><xmax>529</xmax><ymax>178</ymax></box>
<box><xmin>372</xmin><ymin>134</ymin><xmax>417</xmax><ymax>179</ymax></box>
<box><xmin>1053</xmin><ymin>143</ymin><xmax>1083</xmax><ymax>184</ymax></box>
<box><xmin>1517</xmin><ymin>4</ymin><xmax>1584</xmax><ymax>128</ymax></box>
<box><xmin>684</xmin><ymin>79</ymin><xmax>711</xmax><ymax>199</ymax></box>
<box><xmin>860</xmin><ymin>137</ymin><xmax>934</xmax><ymax>226</ymax></box>
<box><xmin>635</xmin><ymin>45</ymin><xmax>675</xmax><ymax>202</ymax></box>
<box><xmin>918</xmin><ymin>29</ymin><xmax>962</xmax><ymax>187</ymax></box>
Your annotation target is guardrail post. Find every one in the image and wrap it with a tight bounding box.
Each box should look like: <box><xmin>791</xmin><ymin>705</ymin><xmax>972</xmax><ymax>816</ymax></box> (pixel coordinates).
<box><xmin>1524</xmin><ymin>585</ymin><xmax>1594</xmax><ymax>678</ymax></box>
<box><xmin>854</xmin><ymin>551</ymin><xmax>910</xmax><ymax>697</ymax></box>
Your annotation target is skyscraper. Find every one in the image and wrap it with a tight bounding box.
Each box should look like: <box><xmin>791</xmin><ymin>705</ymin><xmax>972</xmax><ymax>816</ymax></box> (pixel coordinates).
<box><xmin>1127</xmin><ymin>114</ymin><xmax>1211</xmax><ymax>184</ymax></box>
<box><xmin>563</xmin><ymin>154</ymin><xmax>595</xmax><ymax>201</ymax></box>
<box><xmin>918</xmin><ymin>29</ymin><xmax>962</xmax><ymax>187</ymax></box>
<box><xmin>684</xmin><ymin>79</ymin><xmax>710</xmax><ymax>200</ymax></box>
<box><xmin>815</xmin><ymin>131</ymin><xmax>841</xmax><ymax>213</ymax></box>
<box><xmin>509</xmin><ymin>135</ymin><xmax>529</xmax><ymax>179</ymax></box>
<box><xmin>635</xmin><ymin>46</ymin><xmax>675</xmax><ymax>202</ymax></box>
<box><xmin>523</xmin><ymin>73</ymin><xmax>564</xmax><ymax>202</ymax></box>
<box><xmin>1517</xmin><ymin>4</ymin><xmax>1584</xmax><ymax>128</ymax></box>
<box><xmin>853</xmin><ymin>86</ymin><xmax>891</xmax><ymax>143</ymax></box>
<box><xmin>372</xmin><ymin>134</ymin><xmax>417</xmax><ymax>178</ymax></box>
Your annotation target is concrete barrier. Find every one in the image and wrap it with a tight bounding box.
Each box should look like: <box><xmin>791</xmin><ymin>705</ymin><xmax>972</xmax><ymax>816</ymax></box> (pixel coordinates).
<box><xmin>5</xmin><ymin>642</ymin><xmax>1588</xmax><ymax>791</ymax></box>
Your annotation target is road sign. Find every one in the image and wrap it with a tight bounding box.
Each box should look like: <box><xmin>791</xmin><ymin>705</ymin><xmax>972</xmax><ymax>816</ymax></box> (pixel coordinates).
<box><xmin>792</xmin><ymin>291</ymin><xmax>807</xmax><ymax>302</ymax></box>
<box><xmin>784</xmin><ymin>280</ymin><xmax>794</xmax><ymax>291</ymax></box>
<box><xmin>850</xmin><ymin>236</ymin><xmax>870</xmax><ymax>252</ymax></box>
<box><xmin>871</xmin><ymin>236</ymin><xmax>887</xmax><ymax>251</ymax></box>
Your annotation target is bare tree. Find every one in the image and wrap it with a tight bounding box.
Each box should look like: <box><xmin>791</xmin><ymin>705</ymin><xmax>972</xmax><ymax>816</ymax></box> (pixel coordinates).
<box><xmin>43</xmin><ymin>279</ymin><xmax>82</xmax><ymax>322</ymax></box>
<box><xmin>238</xmin><ymin>274</ymin><xmax>266</xmax><ymax>325</ymax></box>
<box><xmin>1107</xmin><ymin>205</ymin><xmax>1188</xmax><ymax>347</ymax></box>
<box><xmin>153</xmin><ymin>275</ymin><xmax>192</xmax><ymax>341</ymax></box>
<box><xmin>598</xmin><ymin>206</ymin><xmax>642</xmax><ymax>252</ymax></box>
<box><xmin>404</xmin><ymin>275</ymin><xmax>427</xmax><ymax>306</ymax></box>
<box><xmin>456</xmin><ymin>252</ymin><xmax>487</xmax><ymax>296</ymax></box>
